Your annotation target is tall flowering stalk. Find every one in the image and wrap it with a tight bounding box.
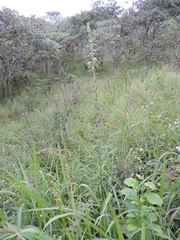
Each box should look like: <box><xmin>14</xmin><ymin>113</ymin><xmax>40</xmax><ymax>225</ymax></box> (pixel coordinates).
<box><xmin>87</xmin><ymin>22</ymin><xmax>99</xmax><ymax>110</ymax></box>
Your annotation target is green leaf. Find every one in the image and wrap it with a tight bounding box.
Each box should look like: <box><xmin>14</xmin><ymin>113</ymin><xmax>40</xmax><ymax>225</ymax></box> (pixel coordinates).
<box><xmin>127</xmin><ymin>213</ymin><xmax>136</xmax><ymax>218</ymax></box>
<box><xmin>0</xmin><ymin>209</ymin><xmax>6</xmax><ymax>225</ymax></box>
<box><xmin>120</xmin><ymin>188</ymin><xmax>137</xmax><ymax>201</ymax></box>
<box><xmin>136</xmin><ymin>174</ymin><xmax>144</xmax><ymax>180</ymax></box>
<box><xmin>131</xmin><ymin>201</ymin><xmax>138</xmax><ymax>205</ymax></box>
<box><xmin>109</xmin><ymin>202</ymin><xmax>125</xmax><ymax>240</ymax></box>
<box><xmin>145</xmin><ymin>193</ymin><xmax>163</xmax><ymax>206</ymax></box>
<box><xmin>141</xmin><ymin>205</ymin><xmax>155</xmax><ymax>212</ymax></box>
<box><xmin>140</xmin><ymin>196</ymin><xmax>145</xmax><ymax>203</ymax></box>
<box><xmin>124</xmin><ymin>178</ymin><xmax>140</xmax><ymax>190</ymax></box>
<box><xmin>159</xmin><ymin>159</ymin><xmax>166</xmax><ymax>198</ymax></box>
<box><xmin>152</xmin><ymin>224</ymin><xmax>163</xmax><ymax>234</ymax></box>
<box><xmin>141</xmin><ymin>222</ymin><xmax>146</xmax><ymax>240</ymax></box>
<box><xmin>144</xmin><ymin>182</ymin><xmax>156</xmax><ymax>190</ymax></box>
<box><xmin>100</xmin><ymin>192</ymin><xmax>112</xmax><ymax>216</ymax></box>
<box><xmin>43</xmin><ymin>213</ymin><xmax>77</xmax><ymax>230</ymax></box>
<box><xmin>127</xmin><ymin>223</ymin><xmax>139</xmax><ymax>231</ymax></box>
<box><xmin>148</xmin><ymin>212</ymin><xmax>158</xmax><ymax>222</ymax></box>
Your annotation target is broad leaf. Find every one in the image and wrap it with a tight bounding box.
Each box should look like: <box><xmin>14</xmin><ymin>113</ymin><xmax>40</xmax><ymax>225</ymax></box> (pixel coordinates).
<box><xmin>120</xmin><ymin>188</ymin><xmax>137</xmax><ymax>201</ymax></box>
<box><xmin>127</xmin><ymin>223</ymin><xmax>139</xmax><ymax>231</ymax></box>
<box><xmin>144</xmin><ymin>182</ymin><xmax>156</xmax><ymax>190</ymax></box>
<box><xmin>124</xmin><ymin>178</ymin><xmax>140</xmax><ymax>190</ymax></box>
<box><xmin>148</xmin><ymin>212</ymin><xmax>158</xmax><ymax>222</ymax></box>
<box><xmin>145</xmin><ymin>193</ymin><xmax>163</xmax><ymax>206</ymax></box>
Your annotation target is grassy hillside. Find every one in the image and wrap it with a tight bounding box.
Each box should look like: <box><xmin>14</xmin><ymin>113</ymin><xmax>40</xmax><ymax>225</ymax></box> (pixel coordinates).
<box><xmin>0</xmin><ymin>65</ymin><xmax>180</xmax><ymax>239</ymax></box>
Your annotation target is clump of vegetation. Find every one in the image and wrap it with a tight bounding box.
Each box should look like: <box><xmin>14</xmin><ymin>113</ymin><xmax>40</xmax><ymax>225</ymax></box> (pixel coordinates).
<box><xmin>0</xmin><ymin>0</ymin><xmax>180</xmax><ymax>239</ymax></box>
<box><xmin>0</xmin><ymin>65</ymin><xmax>179</xmax><ymax>239</ymax></box>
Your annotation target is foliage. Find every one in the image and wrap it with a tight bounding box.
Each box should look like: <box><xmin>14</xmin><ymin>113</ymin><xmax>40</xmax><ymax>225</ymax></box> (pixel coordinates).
<box><xmin>0</xmin><ymin>8</ymin><xmax>72</xmax><ymax>102</ymax></box>
<box><xmin>0</xmin><ymin>0</ymin><xmax>180</xmax><ymax>101</ymax></box>
<box><xmin>121</xmin><ymin>176</ymin><xmax>164</xmax><ymax>239</ymax></box>
<box><xmin>0</xmin><ymin>66</ymin><xmax>180</xmax><ymax>239</ymax></box>
<box><xmin>0</xmin><ymin>0</ymin><xmax>180</xmax><ymax>239</ymax></box>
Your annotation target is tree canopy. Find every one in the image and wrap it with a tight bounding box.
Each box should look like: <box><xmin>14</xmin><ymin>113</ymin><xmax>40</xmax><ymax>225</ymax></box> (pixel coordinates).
<box><xmin>0</xmin><ymin>0</ymin><xmax>179</xmax><ymax>101</ymax></box>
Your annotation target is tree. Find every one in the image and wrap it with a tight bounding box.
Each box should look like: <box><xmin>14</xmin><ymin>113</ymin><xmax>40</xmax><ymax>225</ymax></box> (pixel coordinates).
<box><xmin>45</xmin><ymin>11</ymin><xmax>61</xmax><ymax>25</ymax></box>
<box><xmin>132</xmin><ymin>0</ymin><xmax>180</xmax><ymax>65</ymax></box>
<box><xmin>0</xmin><ymin>8</ymin><xmax>74</xmax><ymax>101</ymax></box>
<box><xmin>92</xmin><ymin>0</ymin><xmax>122</xmax><ymax>18</ymax></box>
<box><xmin>134</xmin><ymin>0</ymin><xmax>180</xmax><ymax>18</ymax></box>
<box><xmin>94</xmin><ymin>13</ymin><xmax>136</xmax><ymax>68</ymax></box>
<box><xmin>0</xmin><ymin>8</ymin><xmax>33</xmax><ymax>101</ymax></box>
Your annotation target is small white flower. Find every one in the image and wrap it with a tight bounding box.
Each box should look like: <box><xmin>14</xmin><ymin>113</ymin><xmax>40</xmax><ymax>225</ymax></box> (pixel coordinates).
<box><xmin>176</xmin><ymin>146</ymin><xmax>180</xmax><ymax>152</ymax></box>
<box><xmin>139</xmin><ymin>148</ymin><xmax>143</xmax><ymax>152</ymax></box>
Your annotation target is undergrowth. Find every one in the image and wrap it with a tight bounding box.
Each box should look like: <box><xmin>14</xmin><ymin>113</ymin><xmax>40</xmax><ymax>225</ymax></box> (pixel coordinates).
<box><xmin>0</xmin><ymin>65</ymin><xmax>180</xmax><ymax>239</ymax></box>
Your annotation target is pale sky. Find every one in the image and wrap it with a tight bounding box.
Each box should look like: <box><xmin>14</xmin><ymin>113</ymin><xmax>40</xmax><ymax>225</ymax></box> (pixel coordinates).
<box><xmin>0</xmin><ymin>0</ymin><xmax>134</xmax><ymax>17</ymax></box>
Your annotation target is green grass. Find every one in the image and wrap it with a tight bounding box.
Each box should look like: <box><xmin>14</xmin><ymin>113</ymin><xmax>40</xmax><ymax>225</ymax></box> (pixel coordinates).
<box><xmin>0</xmin><ymin>65</ymin><xmax>180</xmax><ymax>239</ymax></box>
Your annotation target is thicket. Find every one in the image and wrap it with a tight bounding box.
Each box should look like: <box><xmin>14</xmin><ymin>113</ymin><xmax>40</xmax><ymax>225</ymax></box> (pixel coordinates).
<box><xmin>0</xmin><ymin>0</ymin><xmax>179</xmax><ymax>102</ymax></box>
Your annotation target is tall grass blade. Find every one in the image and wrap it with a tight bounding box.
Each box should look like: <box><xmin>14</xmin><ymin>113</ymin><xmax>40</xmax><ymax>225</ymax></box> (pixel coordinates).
<box><xmin>109</xmin><ymin>202</ymin><xmax>125</xmax><ymax>240</ymax></box>
<box><xmin>159</xmin><ymin>157</ymin><xmax>166</xmax><ymax>198</ymax></box>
